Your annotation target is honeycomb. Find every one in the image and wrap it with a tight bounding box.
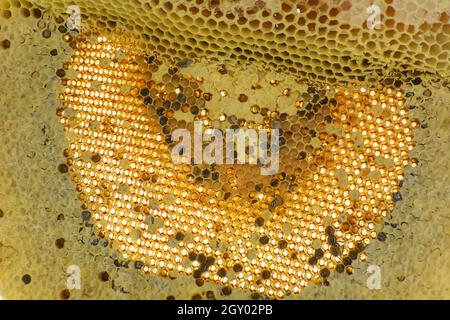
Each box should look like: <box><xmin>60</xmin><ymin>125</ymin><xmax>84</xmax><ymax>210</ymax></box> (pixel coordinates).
<box><xmin>0</xmin><ymin>0</ymin><xmax>449</xmax><ymax>300</ymax></box>
<box><xmin>30</xmin><ymin>0</ymin><xmax>450</xmax><ymax>83</ymax></box>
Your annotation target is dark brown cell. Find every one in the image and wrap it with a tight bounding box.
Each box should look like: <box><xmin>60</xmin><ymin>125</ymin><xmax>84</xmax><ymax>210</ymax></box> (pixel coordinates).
<box><xmin>308</xmin><ymin>256</ymin><xmax>317</xmax><ymax>265</ymax></box>
<box><xmin>192</xmin><ymin>294</ymin><xmax>202</xmax><ymax>300</ymax></box>
<box><xmin>91</xmin><ymin>154</ymin><xmax>101</xmax><ymax>163</ymax></box>
<box><xmin>22</xmin><ymin>274</ymin><xmax>31</xmax><ymax>285</ymax></box>
<box><xmin>411</xmin><ymin>77</ymin><xmax>422</xmax><ymax>85</ymax></box>
<box><xmin>55</xmin><ymin>238</ymin><xmax>65</xmax><ymax>249</ymax></box>
<box><xmin>250</xmin><ymin>292</ymin><xmax>260</xmax><ymax>300</ymax></box>
<box><xmin>327</xmin><ymin>234</ymin><xmax>338</xmax><ymax>246</ymax></box>
<box><xmin>261</xmin><ymin>270</ymin><xmax>271</xmax><ymax>280</ymax></box>
<box><xmin>197</xmin><ymin>253</ymin><xmax>207</xmax><ymax>263</ymax></box>
<box><xmin>238</xmin><ymin>94</ymin><xmax>248</xmax><ymax>102</ymax></box>
<box><xmin>60</xmin><ymin>289</ymin><xmax>70</xmax><ymax>300</ymax></box>
<box><xmin>140</xmin><ymin>87</ymin><xmax>150</xmax><ymax>96</ymax></box>
<box><xmin>55</xmin><ymin>16</ymin><xmax>64</xmax><ymax>24</ymax></box>
<box><xmin>195</xmin><ymin>279</ymin><xmax>204</xmax><ymax>287</ymax></box>
<box><xmin>206</xmin><ymin>291</ymin><xmax>215</xmax><ymax>299</ymax></box>
<box><xmin>314</xmin><ymin>248</ymin><xmax>324</xmax><ymax>259</ymax></box>
<box><xmin>205</xmin><ymin>256</ymin><xmax>215</xmax><ymax>266</ymax></box>
<box><xmin>377</xmin><ymin>232</ymin><xmax>387</xmax><ymax>242</ymax></box>
<box><xmin>355</xmin><ymin>242</ymin><xmax>365</xmax><ymax>252</ymax></box>
<box><xmin>336</xmin><ymin>264</ymin><xmax>345</xmax><ymax>273</ymax></box>
<box><xmin>56</xmin><ymin>69</ymin><xmax>66</xmax><ymax>78</ymax></box>
<box><xmin>188</xmin><ymin>252</ymin><xmax>197</xmax><ymax>261</ymax></box>
<box><xmin>218</xmin><ymin>64</ymin><xmax>227</xmax><ymax>74</ymax></box>
<box><xmin>203</xmin><ymin>92</ymin><xmax>213</xmax><ymax>101</ymax></box>
<box><xmin>217</xmin><ymin>268</ymin><xmax>227</xmax><ymax>277</ymax></box>
<box><xmin>42</xmin><ymin>30</ymin><xmax>51</xmax><ymax>38</ymax></box>
<box><xmin>278</xmin><ymin>240</ymin><xmax>288</xmax><ymax>249</ymax></box>
<box><xmin>255</xmin><ymin>217</ymin><xmax>265</xmax><ymax>227</ymax></box>
<box><xmin>298</xmin><ymin>151</ymin><xmax>307</xmax><ymax>159</ymax></box>
<box><xmin>320</xmin><ymin>268</ymin><xmax>330</xmax><ymax>278</ymax></box>
<box><xmin>32</xmin><ymin>8</ymin><xmax>42</xmax><ymax>18</ymax></box>
<box><xmin>343</xmin><ymin>257</ymin><xmax>352</xmax><ymax>266</ymax></box>
<box><xmin>193</xmin><ymin>269</ymin><xmax>202</xmax><ymax>279</ymax></box>
<box><xmin>99</xmin><ymin>271</ymin><xmax>109</xmax><ymax>282</ymax></box>
<box><xmin>330</xmin><ymin>246</ymin><xmax>340</xmax><ymax>257</ymax></box>
<box><xmin>222</xmin><ymin>286</ymin><xmax>232</xmax><ymax>295</ymax></box>
<box><xmin>259</xmin><ymin>235</ymin><xmax>269</xmax><ymax>245</ymax></box>
<box><xmin>233</xmin><ymin>263</ymin><xmax>243</xmax><ymax>272</ymax></box>
<box><xmin>58</xmin><ymin>25</ymin><xmax>67</xmax><ymax>34</ymax></box>
<box><xmin>175</xmin><ymin>231</ymin><xmax>184</xmax><ymax>241</ymax></box>
<box><xmin>1</xmin><ymin>39</ymin><xmax>11</xmax><ymax>49</ymax></box>
<box><xmin>58</xmin><ymin>163</ymin><xmax>68</xmax><ymax>173</ymax></box>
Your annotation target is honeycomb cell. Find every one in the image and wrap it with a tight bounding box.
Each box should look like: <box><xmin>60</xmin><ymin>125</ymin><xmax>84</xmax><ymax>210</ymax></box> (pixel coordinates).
<box><xmin>55</xmin><ymin>32</ymin><xmax>419</xmax><ymax>298</ymax></box>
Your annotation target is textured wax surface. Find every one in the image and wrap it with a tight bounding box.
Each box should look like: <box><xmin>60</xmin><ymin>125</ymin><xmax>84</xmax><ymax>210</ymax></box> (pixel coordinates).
<box><xmin>0</xmin><ymin>0</ymin><xmax>449</xmax><ymax>300</ymax></box>
<box><xmin>30</xmin><ymin>0</ymin><xmax>450</xmax><ymax>82</ymax></box>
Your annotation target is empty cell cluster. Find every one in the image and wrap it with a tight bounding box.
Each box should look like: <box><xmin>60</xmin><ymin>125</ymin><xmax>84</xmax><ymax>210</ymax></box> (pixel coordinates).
<box><xmin>26</xmin><ymin>0</ymin><xmax>450</xmax><ymax>83</ymax></box>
